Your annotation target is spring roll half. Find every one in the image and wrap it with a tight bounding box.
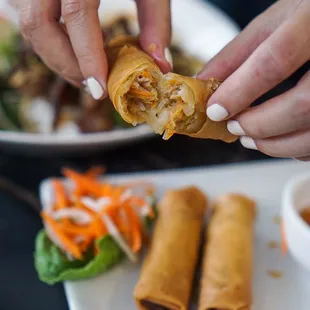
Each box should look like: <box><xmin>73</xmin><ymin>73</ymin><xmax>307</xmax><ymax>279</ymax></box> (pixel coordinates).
<box><xmin>106</xmin><ymin>36</ymin><xmax>236</xmax><ymax>142</ymax></box>
<box><xmin>134</xmin><ymin>186</ymin><xmax>207</xmax><ymax>310</ymax></box>
<box><xmin>198</xmin><ymin>194</ymin><xmax>256</xmax><ymax>310</ymax></box>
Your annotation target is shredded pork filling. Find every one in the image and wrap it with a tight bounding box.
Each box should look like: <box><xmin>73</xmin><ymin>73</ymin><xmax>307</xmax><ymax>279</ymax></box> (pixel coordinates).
<box><xmin>125</xmin><ymin>73</ymin><xmax>196</xmax><ymax>138</ymax></box>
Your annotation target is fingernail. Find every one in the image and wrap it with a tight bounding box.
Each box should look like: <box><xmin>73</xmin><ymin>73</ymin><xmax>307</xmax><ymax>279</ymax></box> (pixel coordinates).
<box><xmin>87</xmin><ymin>77</ymin><xmax>104</xmax><ymax>100</ymax></box>
<box><xmin>227</xmin><ymin>120</ymin><xmax>245</xmax><ymax>136</ymax></box>
<box><xmin>240</xmin><ymin>136</ymin><xmax>258</xmax><ymax>150</ymax></box>
<box><xmin>206</xmin><ymin>103</ymin><xmax>228</xmax><ymax>121</ymax></box>
<box><xmin>82</xmin><ymin>80</ymin><xmax>87</xmax><ymax>86</ymax></box>
<box><xmin>164</xmin><ymin>47</ymin><xmax>173</xmax><ymax>69</ymax></box>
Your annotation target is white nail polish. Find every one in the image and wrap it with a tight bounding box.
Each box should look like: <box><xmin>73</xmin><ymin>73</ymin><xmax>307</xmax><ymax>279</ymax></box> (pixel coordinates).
<box><xmin>164</xmin><ymin>47</ymin><xmax>173</xmax><ymax>68</ymax></box>
<box><xmin>206</xmin><ymin>103</ymin><xmax>228</xmax><ymax>121</ymax></box>
<box><xmin>227</xmin><ymin>120</ymin><xmax>246</xmax><ymax>136</ymax></box>
<box><xmin>87</xmin><ymin>77</ymin><xmax>104</xmax><ymax>100</ymax></box>
<box><xmin>240</xmin><ymin>136</ymin><xmax>258</xmax><ymax>150</ymax></box>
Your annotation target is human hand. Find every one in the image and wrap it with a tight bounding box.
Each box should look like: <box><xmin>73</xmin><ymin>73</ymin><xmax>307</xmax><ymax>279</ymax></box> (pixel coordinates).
<box><xmin>16</xmin><ymin>0</ymin><xmax>172</xmax><ymax>100</ymax></box>
<box><xmin>198</xmin><ymin>0</ymin><xmax>310</xmax><ymax>160</ymax></box>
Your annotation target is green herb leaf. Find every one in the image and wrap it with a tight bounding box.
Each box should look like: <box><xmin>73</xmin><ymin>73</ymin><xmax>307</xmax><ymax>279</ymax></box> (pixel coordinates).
<box><xmin>34</xmin><ymin>230</ymin><xmax>124</xmax><ymax>285</ymax></box>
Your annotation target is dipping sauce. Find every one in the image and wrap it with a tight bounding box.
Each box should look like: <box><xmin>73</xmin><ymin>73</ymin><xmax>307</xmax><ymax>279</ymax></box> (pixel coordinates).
<box><xmin>300</xmin><ymin>208</ymin><xmax>310</xmax><ymax>226</ymax></box>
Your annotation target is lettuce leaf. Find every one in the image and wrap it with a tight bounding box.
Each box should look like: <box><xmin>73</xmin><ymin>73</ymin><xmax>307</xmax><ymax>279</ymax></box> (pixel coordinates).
<box><xmin>34</xmin><ymin>230</ymin><xmax>124</xmax><ymax>285</ymax></box>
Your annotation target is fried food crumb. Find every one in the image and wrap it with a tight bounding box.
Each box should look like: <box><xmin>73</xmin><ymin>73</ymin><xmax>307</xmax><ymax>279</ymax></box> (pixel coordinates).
<box><xmin>267</xmin><ymin>270</ymin><xmax>283</xmax><ymax>279</ymax></box>
<box><xmin>273</xmin><ymin>215</ymin><xmax>281</xmax><ymax>225</ymax></box>
<box><xmin>268</xmin><ymin>240</ymin><xmax>280</xmax><ymax>249</ymax></box>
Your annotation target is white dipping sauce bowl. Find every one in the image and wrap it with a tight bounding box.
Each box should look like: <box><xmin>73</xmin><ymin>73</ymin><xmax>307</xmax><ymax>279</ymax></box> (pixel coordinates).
<box><xmin>282</xmin><ymin>173</ymin><xmax>310</xmax><ymax>272</ymax></box>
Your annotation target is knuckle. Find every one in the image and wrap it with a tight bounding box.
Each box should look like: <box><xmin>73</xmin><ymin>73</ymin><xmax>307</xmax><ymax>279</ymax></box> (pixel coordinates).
<box><xmin>292</xmin><ymin>93</ymin><xmax>310</xmax><ymax>122</ymax></box>
<box><xmin>254</xmin><ymin>47</ymin><xmax>286</xmax><ymax>82</ymax></box>
<box><xmin>20</xmin><ymin>10</ymin><xmax>42</xmax><ymax>38</ymax></box>
<box><xmin>54</xmin><ymin>63</ymin><xmax>81</xmax><ymax>81</ymax></box>
<box><xmin>249</xmin><ymin>125</ymin><xmax>268</xmax><ymax>139</ymax></box>
<box><xmin>62</xmin><ymin>0</ymin><xmax>83</xmax><ymax>21</ymax></box>
<box><xmin>62</xmin><ymin>0</ymin><xmax>98</xmax><ymax>24</ymax></box>
<box><xmin>75</xmin><ymin>48</ymin><xmax>99</xmax><ymax>68</ymax></box>
<box><xmin>240</xmin><ymin>110</ymin><xmax>269</xmax><ymax>139</ymax></box>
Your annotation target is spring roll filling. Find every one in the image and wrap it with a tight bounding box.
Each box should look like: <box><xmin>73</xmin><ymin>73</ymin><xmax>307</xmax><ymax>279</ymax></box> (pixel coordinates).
<box><xmin>124</xmin><ymin>72</ymin><xmax>197</xmax><ymax>138</ymax></box>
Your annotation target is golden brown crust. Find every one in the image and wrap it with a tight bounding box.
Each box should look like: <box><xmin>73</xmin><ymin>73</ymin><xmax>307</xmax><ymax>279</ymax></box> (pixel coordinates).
<box><xmin>107</xmin><ymin>44</ymin><xmax>159</xmax><ymax>124</ymax></box>
<box><xmin>106</xmin><ymin>36</ymin><xmax>237</xmax><ymax>142</ymax></box>
<box><xmin>134</xmin><ymin>187</ymin><xmax>207</xmax><ymax>310</ymax></box>
<box><xmin>198</xmin><ymin>194</ymin><xmax>256</xmax><ymax>310</ymax></box>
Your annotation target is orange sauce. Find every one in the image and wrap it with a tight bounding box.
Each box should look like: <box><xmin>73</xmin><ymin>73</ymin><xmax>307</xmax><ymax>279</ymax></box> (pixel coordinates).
<box><xmin>300</xmin><ymin>207</ymin><xmax>310</xmax><ymax>226</ymax></box>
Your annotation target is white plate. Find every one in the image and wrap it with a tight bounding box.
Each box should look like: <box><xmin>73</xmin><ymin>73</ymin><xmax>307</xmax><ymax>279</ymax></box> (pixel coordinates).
<box><xmin>40</xmin><ymin>160</ymin><xmax>310</xmax><ymax>310</ymax></box>
<box><xmin>0</xmin><ymin>0</ymin><xmax>239</xmax><ymax>155</ymax></box>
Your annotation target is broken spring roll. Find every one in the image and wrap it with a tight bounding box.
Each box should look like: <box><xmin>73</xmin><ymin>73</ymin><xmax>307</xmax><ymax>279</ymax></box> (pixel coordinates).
<box><xmin>198</xmin><ymin>194</ymin><xmax>256</xmax><ymax>310</ymax></box>
<box><xmin>106</xmin><ymin>36</ymin><xmax>237</xmax><ymax>142</ymax></box>
<box><xmin>134</xmin><ymin>187</ymin><xmax>207</xmax><ymax>310</ymax></box>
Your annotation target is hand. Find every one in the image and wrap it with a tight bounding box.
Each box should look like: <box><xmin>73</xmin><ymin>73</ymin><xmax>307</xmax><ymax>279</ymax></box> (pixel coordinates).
<box><xmin>198</xmin><ymin>0</ymin><xmax>310</xmax><ymax>160</ymax></box>
<box><xmin>15</xmin><ymin>0</ymin><xmax>172</xmax><ymax>100</ymax></box>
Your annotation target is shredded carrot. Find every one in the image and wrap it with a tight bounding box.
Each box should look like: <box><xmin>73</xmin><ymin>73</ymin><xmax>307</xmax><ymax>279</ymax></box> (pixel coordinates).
<box><xmin>129</xmin><ymin>196</ymin><xmax>155</xmax><ymax>218</ymax></box>
<box><xmin>62</xmin><ymin>168</ymin><xmax>103</xmax><ymax>197</ymax></box>
<box><xmin>128</xmin><ymin>85</ymin><xmax>153</xmax><ymax>98</ymax></box>
<box><xmin>42</xmin><ymin>212</ymin><xmax>82</xmax><ymax>260</ymax></box>
<box><xmin>42</xmin><ymin>166</ymin><xmax>155</xmax><ymax>260</ymax></box>
<box><xmin>141</xmin><ymin>70</ymin><xmax>154</xmax><ymax>80</ymax></box>
<box><xmin>123</xmin><ymin>204</ymin><xmax>142</xmax><ymax>252</ymax></box>
<box><xmin>86</xmin><ymin>166</ymin><xmax>106</xmax><ymax>179</ymax></box>
<box><xmin>58</xmin><ymin>221</ymin><xmax>95</xmax><ymax>238</ymax></box>
<box><xmin>281</xmin><ymin>221</ymin><xmax>288</xmax><ymax>256</ymax></box>
<box><xmin>52</xmin><ymin>179</ymin><xmax>68</xmax><ymax>209</ymax></box>
<box><xmin>100</xmin><ymin>184</ymin><xmax>113</xmax><ymax>196</ymax></box>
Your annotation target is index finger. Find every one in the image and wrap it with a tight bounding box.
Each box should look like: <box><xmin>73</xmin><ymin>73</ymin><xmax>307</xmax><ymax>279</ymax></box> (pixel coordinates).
<box><xmin>206</xmin><ymin>10</ymin><xmax>310</xmax><ymax>122</ymax></box>
<box><xmin>62</xmin><ymin>0</ymin><xmax>108</xmax><ymax>99</ymax></box>
<box><xmin>136</xmin><ymin>0</ymin><xmax>172</xmax><ymax>73</ymax></box>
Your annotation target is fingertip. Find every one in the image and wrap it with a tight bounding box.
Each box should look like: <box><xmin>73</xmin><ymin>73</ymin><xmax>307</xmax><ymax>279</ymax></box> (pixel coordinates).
<box><xmin>86</xmin><ymin>77</ymin><xmax>107</xmax><ymax>100</ymax></box>
<box><xmin>206</xmin><ymin>103</ymin><xmax>229</xmax><ymax>121</ymax></box>
<box><xmin>141</xmin><ymin>41</ymin><xmax>172</xmax><ymax>73</ymax></box>
<box><xmin>240</xmin><ymin>136</ymin><xmax>258</xmax><ymax>150</ymax></box>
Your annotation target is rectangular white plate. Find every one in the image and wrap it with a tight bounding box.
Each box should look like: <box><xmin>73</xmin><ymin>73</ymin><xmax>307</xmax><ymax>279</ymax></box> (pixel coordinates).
<box><xmin>40</xmin><ymin>159</ymin><xmax>310</xmax><ymax>310</ymax></box>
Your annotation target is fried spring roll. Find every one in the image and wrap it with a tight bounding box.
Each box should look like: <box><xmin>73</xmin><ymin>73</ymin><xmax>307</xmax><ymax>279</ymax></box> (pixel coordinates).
<box><xmin>134</xmin><ymin>187</ymin><xmax>207</xmax><ymax>310</ymax></box>
<box><xmin>106</xmin><ymin>36</ymin><xmax>236</xmax><ymax>142</ymax></box>
<box><xmin>198</xmin><ymin>194</ymin><xmax>256</xmax><ymax>310</ymax></box>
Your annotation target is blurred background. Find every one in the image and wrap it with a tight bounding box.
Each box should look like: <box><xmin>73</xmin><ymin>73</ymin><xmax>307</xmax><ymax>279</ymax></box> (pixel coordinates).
<box><xmin>0</xmin><ymin>0</ymin><xmax>305</xmax><ymax>309</ymax></box>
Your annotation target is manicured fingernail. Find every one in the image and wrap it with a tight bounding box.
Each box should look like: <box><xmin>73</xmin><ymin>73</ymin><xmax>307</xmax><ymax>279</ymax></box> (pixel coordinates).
<box><xmin>87</xmin><ymin>77</ymin><xmax>104</xmax><ymax>100</ymax></box>
<box><xmin>164</xmin><ymin>47</ymin><xmax>173</xmax><ymax>68</ymax></box>
<box><xmin>206</xmin><ymin>103</ymin><xmax>228</xmax><ymax>121</ymax></box>
<box><xmin>240</xmin><ymin>136</ymin><xmax>258</xmax><ymax>150</ymax></box>
<box><xmin>227</xmin><ymin>120</ymin><xmax>245</xmax><ymax>136</ymax></box>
